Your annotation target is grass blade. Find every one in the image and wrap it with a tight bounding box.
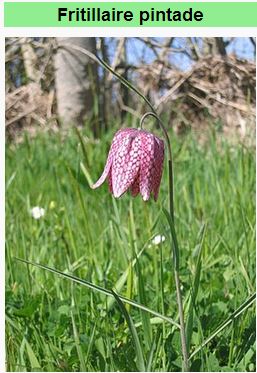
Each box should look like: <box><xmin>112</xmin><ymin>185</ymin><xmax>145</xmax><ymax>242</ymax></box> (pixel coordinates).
<box><xmin>85</xmin><ymin>323</ymin><xmax>97</xmax><ymax>367</ymax></box>
<box><xmin>18</xmin><ymin>337</ymin><xmax>26</xmax><ymax>372</ymax></box>
<box><xmin>186</xmin><ymin>223</ymin><xmax>206</xmax><ymax>352</ymax></box>
<box><xmin>80</xmin><ymin>161</ymin><xmax>93</xmax><ymax>187</ymax></box>
<box><xmin>15</xmin><ymin>257</ymin><xmax>180</xmax><ymax>329</ymax></box>
<box><xmin>189</xmin><ymin>292</ymin><xmax>256</xmax><ymax>360</ymax></box>
<box><xmin>125</xmin><ymin>261</ymin><xmax>133</xmax><ymax>313</ymax></box>
<box><xmin>163</xmin><ymin>208</ymin><xmax>180</xmax><ymax>270</ymax></box>
<box><xmin>74</xmin><ymin>126</ymin><xmax>90</xmax><ymax>168</ymax></box>
<box><xmin>129</xmin><ymin>201</ymin><xmax>152</xmax><ymax>350</ymax></box>
<box><xmin>66</xmin><ymin>165</ymin><xmax>93</xmax><ymax>251</ymax></box>
<box><xmin>71</xmin><ymin>308</ymin><xmax>87</xmax><ymax>371</ymax></box>
<box><xmin>146</xmin><ymin>329</ymin><xmax>161</xmax><ymax>372</ymax></box>
<box><xmin>135</xmin><ymin>258</ymin><xmax>152</xmax><ymax>350</ymax></box>
<box><xmin>25</xmin><ymin>339</ymin><xmax>41</xmax><ymax>370</ymax></box>
<box><xmin>111</xmin><ymin>290</ymin><xmax>146</xmax><ymax>371</ymax></box>
<box><xmin>6</xmin><ymin>171</ymin><xmax>17</xmax><ymax>190</ymax></box>
<box><xmin>106</xmin><ymin>246</ymin><xmax>145</xmax><ymax>311</ymax></box>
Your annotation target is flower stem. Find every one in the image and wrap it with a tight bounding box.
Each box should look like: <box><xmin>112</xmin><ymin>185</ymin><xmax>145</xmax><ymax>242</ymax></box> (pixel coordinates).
<box><xmin>175</xmin><ymin>270</ymin><xmax>189</xmax><ymax>372</ymax></box>
<box><xmin>140</xmin><ymin>112</ymin><xmax>189</xmax><ymax>372</ymax></box>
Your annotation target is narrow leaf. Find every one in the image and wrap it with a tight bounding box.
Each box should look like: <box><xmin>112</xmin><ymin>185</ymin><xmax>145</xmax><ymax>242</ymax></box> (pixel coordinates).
<box><xmin>106</xmin><ymin>247</ymin><xmax>144</xmax><ymax>311</ymax></box>
<box><xmin>186</xmin><ymin>223</ymin><xmax>206</xmax><ymax>352</ymax></box>
<box><xmin>163</xmin><ymin>208</ymin><xmax>180</xmax><ymax>270</ymax></box>
<box><xmin>25</xmin><ymin>339</ymin><xmax>41</xmax><ymax>370</ymax></box>
<box><xmin>189</xmin><ymin>292</ymin><xmax>256</xmax><ymax>360</ymax></box>
<box><xmin>71</xmin><ymin>309</ymin><xmax>87</xmax><ymax>371</ymax></box>
<box><xmin>74</xmin><ymin>126</ymin><xmax>90</xmax><ymax>168</ymax></box>
<box><xmin>15</xmin><ymin>257</ymin><xmax>180</xmax><ymax>329</ymax></box>
<box><xmin>80</xmin><ymin>161</ymin><xmax>93</xmax><ymax>187</ymax></box>
<box><xmin>146</xmin><ymin>329</ymin><xmax>161</xmax><ymax>372</ymax></box>
<box><xmin>111</xmin><ymin>290</ymin><xmax>146</xmax><ymax>371</ymax></box>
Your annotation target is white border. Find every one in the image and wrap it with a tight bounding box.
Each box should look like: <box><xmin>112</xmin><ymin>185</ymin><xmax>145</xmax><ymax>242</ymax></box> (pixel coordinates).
<box><xmin>4</xmin><ymin>28</ymin><xmax>257</xmax><ymax>38</ymax></box>
<box><xmin>1</xmin><ymin>2</ymin><xmax>256</xmax><ymax>373</ymax></box>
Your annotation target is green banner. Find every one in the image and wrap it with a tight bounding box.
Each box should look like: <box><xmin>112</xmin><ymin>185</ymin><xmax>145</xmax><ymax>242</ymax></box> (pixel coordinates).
<box><xmin>4</xmin><ymin>2</ymin><xmax>257</xmax><ymax>27</ymax></box>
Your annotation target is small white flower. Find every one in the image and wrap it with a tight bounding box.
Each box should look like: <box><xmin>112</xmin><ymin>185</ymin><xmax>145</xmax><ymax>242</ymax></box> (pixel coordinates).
<box><xmin>151</xmin><ymin>235</ymin><xmax>166</xmax><ymax>246</ymax></box>
<box><xmin>30</xmin><ymin>206</ymin><xmax>45</xmax><ymax>220</ymax></box>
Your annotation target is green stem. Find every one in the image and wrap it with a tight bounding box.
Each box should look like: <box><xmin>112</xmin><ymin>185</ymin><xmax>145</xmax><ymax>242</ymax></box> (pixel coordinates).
<box><xmin>140</xmin><ymin>112</ymin><xmax>189</xmax><ymax>371</ymax></box>
<box><xmin>175</xmin><ymin>271</ymin><xmax>189</xmax><ymax>372</ymax></box>
<box><xmin>168</xmin><ymin>160</ymin><xmax>174</xmax><ymax>223</ymax></box>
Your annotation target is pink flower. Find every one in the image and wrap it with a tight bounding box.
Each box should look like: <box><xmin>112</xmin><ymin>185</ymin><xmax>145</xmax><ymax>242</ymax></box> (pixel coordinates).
<box><xmin>92</xmin><ymin>128</ymin><xmax>164</xmax><ymax>201</ymax></box>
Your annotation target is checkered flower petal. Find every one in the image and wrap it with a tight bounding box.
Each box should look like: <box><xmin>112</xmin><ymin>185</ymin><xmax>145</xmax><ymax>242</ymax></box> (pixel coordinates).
<box><xmin>92</xmin><ymin>127</ymin><xmax>165</xmax><ymax>201</ymax></box>
<box><xmin>130</xmin><ymin>174</ymin><xmax>140</xmax><ymax>197</ymax></box>
<box><xmin>139</xmin><ymin>131</ymin><xmax>156</xmax><ymax>201</ymax></box>
<box><xmin>92</xmin><ymin>128</ymin><xmax>137</xmax><ymax>189</ymax></box>
<box><xmin>152</xmin><ymin>137</ymin><xmax>165</xmax><ymax>201</ymax></box>
<box><xmin>112</xmin><ymin>134</ymin><xmax>141</xmax><ymax>197</ymax></box>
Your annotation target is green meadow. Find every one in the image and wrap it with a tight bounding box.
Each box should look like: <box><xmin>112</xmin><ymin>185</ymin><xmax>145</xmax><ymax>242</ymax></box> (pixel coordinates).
<box><xmin>6</xmin><ymin>126</ymin><xmax>255</xmax><ymax>372</ymax></box>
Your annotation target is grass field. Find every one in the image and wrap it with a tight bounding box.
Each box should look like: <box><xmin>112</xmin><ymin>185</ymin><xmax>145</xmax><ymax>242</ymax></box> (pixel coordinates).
<box><xmin>5</xmin><ymin>125</ymin><xmax>256</xmax><ymax>372</ymax></box>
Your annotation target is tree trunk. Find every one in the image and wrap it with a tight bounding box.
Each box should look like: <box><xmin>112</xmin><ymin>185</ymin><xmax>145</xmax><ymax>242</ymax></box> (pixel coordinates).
<box><xmin>203</xmin><ymin>37</ymin><xmax>227</xmax><ymax>57</ymax></box>
<box><xmin>215</xmin><ymin>37</ymin><xmax>227</xmax><ymax>57</ymax></box>
<box><xmin>54</xmin><ymin>37</ymin><xmax>98</xmax><ymax>128</ymax></box>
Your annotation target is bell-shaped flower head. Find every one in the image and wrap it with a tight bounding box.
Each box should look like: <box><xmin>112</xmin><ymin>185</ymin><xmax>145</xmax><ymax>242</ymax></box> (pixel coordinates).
<box><xmin>92</xmin><ymin>128</ymin><xmax>164</xmax><ymax>201</ymax></box>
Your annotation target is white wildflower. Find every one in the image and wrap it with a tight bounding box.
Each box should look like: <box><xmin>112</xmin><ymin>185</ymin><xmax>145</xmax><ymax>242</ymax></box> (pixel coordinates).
<box><xmin>30</xmin><ymin>206</ymin><xmax>45</xmax><ymax>220</ymax></box>
<box><xmin>152</xmin><ymin>235</ymin><xmax>165</xmax><ymax>245</ymax></box>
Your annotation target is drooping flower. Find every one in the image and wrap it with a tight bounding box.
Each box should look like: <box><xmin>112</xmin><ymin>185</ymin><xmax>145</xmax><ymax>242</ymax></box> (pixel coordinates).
<box><xmin>92</xmin><ymin>128</ymin><xmax>164</xmax><ymax>201</ymax></box>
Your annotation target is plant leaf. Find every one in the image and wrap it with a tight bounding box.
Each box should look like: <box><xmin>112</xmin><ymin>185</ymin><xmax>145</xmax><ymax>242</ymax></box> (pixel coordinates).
<box><xmin>186</xmin><ymin>223</ymin><xmax>206</xmax><ymax>352</ymax></box>
<box><xmin>15</xmin><ymin>257</ymin><xmax>180</xmax><ymax>329</ymax></box>
<box><xmin>189</xmin><ymin>292</ymin><xmax>256</xmax><ymax>360</ymax></box>
<box><xmin>163</xmin><ymin>208</ymin><xmax>180</xmax><ymax>270</ymax></box>
<box><xmin>111</xmin><ymin>290</ymin><xmax>146</xmax><ymax>372</ymax></box>
<box><xmin>25</xmin><ymin>339</ymin><xmax>41</xmax><ymax>370</ymax></box>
